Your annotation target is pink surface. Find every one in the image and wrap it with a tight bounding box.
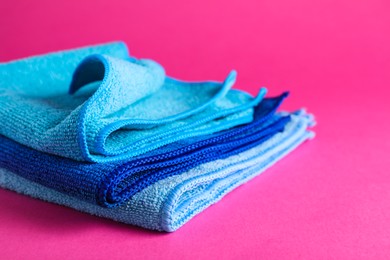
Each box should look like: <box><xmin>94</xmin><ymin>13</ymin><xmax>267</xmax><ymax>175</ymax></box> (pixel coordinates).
<box><xmin>1</xmin><ymin>0</ymin><xmax>390</xmax><ymax>258</ymax></box>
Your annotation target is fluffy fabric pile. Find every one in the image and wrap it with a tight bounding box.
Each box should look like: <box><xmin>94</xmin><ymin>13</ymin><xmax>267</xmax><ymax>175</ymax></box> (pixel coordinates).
<box><xmin>0</xmin><ymin>42</ymin><xmax>315</xmax><ymax>232</ymax></box>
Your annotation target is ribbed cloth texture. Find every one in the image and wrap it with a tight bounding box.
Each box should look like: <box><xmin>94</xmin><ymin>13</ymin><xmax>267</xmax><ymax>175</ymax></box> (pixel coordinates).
<box><xmin>0</xmin><ymin>94</ymin><xmax>289</xmax><ymax>207</ymax></box>
<box><xmin>0</xmin><ymin>42</ymin><xmax>265</xmax><ymax>162</ymax></box>
<box><xmin>0</xmin><ymin>112</ymin><xmax>314</xmax><ymax>232</ymax></box>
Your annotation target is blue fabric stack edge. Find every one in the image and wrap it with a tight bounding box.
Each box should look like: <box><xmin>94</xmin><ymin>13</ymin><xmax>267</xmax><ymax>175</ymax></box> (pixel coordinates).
<box><xmin>0</xmin><ymin>111</ymin><xmax>314</xmax><ymax>232</ymax></box>
<box><xmin>0</xmin><ymin>93</ymin><xmax>289</xmax><ymax>207</ymax></box>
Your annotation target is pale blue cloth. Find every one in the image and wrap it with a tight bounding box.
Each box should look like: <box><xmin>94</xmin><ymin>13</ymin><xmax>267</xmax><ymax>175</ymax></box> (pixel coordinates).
<box><xmin>0</xmin><ymin>42</ymin><xmax>265</xmax><ymax>162</ymax></box>
<box><xmin>0</xmin><ymin>111</ymin><xmax>315</xmax><ymax>232</ymax></box>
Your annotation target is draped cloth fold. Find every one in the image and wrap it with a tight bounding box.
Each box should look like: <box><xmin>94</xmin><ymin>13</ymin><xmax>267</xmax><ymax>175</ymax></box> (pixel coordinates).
<box><xmin>0</xmin><ymin>42</ymin><xmax>264</xmax><ymax>162</ymax></box>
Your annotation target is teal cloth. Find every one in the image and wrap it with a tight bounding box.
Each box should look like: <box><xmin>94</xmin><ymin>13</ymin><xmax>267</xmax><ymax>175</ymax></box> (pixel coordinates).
<box><xmin>0</xmin><ymin>111</ymin><xmax>315</xmax><ymax>232</ymax></box>
<box><xmin>0</xmin><ymin>42</ymin><xmax>264</xmax><ymax>162</ymax></box>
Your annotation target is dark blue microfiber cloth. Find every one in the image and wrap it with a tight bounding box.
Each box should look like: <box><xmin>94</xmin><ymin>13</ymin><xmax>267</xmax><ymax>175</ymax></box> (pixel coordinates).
<box><xmin>0</xmin><ymin>93</ymin><xmax>289</xmax><ymax>207</ymax></box>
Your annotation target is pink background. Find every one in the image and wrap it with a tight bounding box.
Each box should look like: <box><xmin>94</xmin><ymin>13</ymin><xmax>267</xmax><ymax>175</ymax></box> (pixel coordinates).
<box><xmin>1</xmin><ymin>0</ymin><xmax>390</xmax><ymax>259</ymax></box>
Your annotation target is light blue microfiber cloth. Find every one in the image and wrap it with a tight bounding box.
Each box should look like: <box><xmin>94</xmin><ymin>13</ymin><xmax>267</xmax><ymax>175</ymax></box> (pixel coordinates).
<box><xmin>0</xmin><ymin>42</ymin><xmax>265</xmax><ymax>162</ymax></box>
<box><xmin>0</xmin><ymin>111</ymin><xmax>315</xmax><ymax>232</ymax></box>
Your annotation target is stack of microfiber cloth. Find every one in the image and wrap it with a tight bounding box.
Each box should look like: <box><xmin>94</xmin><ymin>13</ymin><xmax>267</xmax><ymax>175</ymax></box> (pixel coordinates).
<box><xmin>0</xmin><ymin>42</ymin><xmax>315</xmax><ymax>232</ymax></box>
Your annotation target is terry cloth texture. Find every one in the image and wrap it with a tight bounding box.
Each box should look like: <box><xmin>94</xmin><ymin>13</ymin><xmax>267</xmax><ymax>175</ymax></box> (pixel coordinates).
<box><xmin>0</xmin><ymin>42</ymin><xmax>266</xmax><ymax>162</ymax></box>
<box><xmin>0</xmin><ymin>94</ymin><xmax>289</xmax><ymax>207</ymax></box>
<box><xmin>0</xmin><ymin>111</ymin><xmax>315</xmax><ymax>232</ymax></box>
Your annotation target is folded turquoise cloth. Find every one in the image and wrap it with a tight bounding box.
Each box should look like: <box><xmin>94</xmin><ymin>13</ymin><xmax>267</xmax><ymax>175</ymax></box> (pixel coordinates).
<box><xmin>0</xmin><ymin>42</ymin><xmax>264</xmax><ymax>162</ymax></box>
<box><xmin>0</xmin><ymin>111</ymin><xmax>315</xmax><ymax>232</ymax></box>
